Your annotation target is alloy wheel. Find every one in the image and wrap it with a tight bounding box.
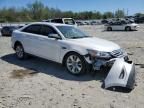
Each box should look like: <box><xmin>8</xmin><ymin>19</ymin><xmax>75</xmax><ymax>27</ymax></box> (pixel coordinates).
<box><xmin>66</xmin><ymin>55</ymin><xmax>82</xmax><ymax>74</ymax></box>
<box><xmin>16</xmin><ymin>45</ymin><xmax>24</xmax><ymax>59</ymax></box>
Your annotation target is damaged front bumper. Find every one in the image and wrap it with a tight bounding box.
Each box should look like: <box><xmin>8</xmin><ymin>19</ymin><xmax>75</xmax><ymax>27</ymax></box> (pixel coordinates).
<box><xmin>104</xmin><ymin>58</ymin><xmax>136</xmax><ymax>89</ymax></box>
<box><xmin>84</xmin><ymin>54</ymin><xmax>136</xmax><ymax>89</ymax></box>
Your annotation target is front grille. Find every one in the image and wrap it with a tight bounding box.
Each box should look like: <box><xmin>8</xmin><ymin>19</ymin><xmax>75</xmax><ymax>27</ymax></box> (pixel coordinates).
<box><xmin>111</xmin><ymin>49</ymin><xmax>124</xmax><ymax>57</ymax></box>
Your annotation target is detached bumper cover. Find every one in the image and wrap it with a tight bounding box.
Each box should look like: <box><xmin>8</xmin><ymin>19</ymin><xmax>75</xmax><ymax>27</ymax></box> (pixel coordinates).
<box><xmin>104</xmin><ymin>58</ymin><xmax>136</xmax><ymax>89</ymax></box>
<box><xmin>126</xmin><ymin>63</ymin><xmax>135</xmax><ymax>89</ymax></box>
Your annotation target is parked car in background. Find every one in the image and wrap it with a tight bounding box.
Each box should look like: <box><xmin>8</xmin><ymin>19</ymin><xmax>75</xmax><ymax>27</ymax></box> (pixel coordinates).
<box><xmin>83</xmin><ymin>21</ymin><xmax>91</xmax><ymax>25</ymax></box>
<box><xmin>101</xmin><ymin>19</ymin><xmax>109</xmax><ymax>24</ymax></box>
<box><xmin>104</xmin><ymin>21</ymin><xmax>138</xmax><ymax>31</ymax></box>
<box><xmin>1</xmin><ymin>26</ymin><xmax>19</xmax><ymax>36</ymax></box>
<box><xmin>44</xmin><ymin>18</ymin><xmax>77</xmax><ymax>26</ymax></box>
<box><xmin>76</xmin><ymin>21</ymin><xmax>85</xmax><ymax>26</ymax></box>
<box><xmin>134</xmin><ymin>17</ymin><xmax>144</xmax><ymax>23</ymax></box>
<box><xmin>18</xmin><ymin>25</ymin><xmax>24</xmax><ymax>28</ymax></box>
<box><xmin>90</xmin><ymin>21</ymin><xmax>97</xmax><ymax>25</ymax></box>
<box><xmin>42</xmin><ymin>19</ymin><xmax>51</xmax><ymax>22</ymax></box>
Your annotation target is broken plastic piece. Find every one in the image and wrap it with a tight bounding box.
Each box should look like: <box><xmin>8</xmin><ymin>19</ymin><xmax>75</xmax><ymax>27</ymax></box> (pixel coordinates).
<box><xmin>104</xmin><ymin>58</ymin><xmax>135</xmax><ymax>89</ymax></box>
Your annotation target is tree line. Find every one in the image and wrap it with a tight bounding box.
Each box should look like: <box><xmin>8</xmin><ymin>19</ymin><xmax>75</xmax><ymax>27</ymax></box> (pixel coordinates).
<box><xmin>0</xmin><ymin>1</ymin><xmax>140</xmax><ymax>23</ymax></box>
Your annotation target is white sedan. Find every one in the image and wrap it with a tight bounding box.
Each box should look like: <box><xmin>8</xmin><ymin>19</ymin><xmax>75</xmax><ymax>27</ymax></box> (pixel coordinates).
<box><xmin>105</xmin><ymin>21</ymin><xmax>139</xmax><ymax>31</ymax></box>
<box><xmin>11</xmin><ymin>22</ymin><xmax>137</xmax><ymax>89</ymax></box>
<box><xmin>12</xmin><ymin>22</ymin><xmax>128</xmax><ymax>75</ymax></box>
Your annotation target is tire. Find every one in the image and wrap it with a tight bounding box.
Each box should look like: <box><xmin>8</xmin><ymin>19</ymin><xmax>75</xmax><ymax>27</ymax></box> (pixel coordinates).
<box><xmin>107</xmin><ymin>27</ymin><xmax>112</xmax><ymax>31</ymax></box>
<box><xmin>1</xmin><ymin>32</ymin><xmax>4</xmax><ymax>36</ymax></box>
<box><xmin>125</xmin><ymin>26</ymin><xmax>131</xmax><ymax>31</ymax></box>
<box><xmin>65</xmin><ymin>53</ymin><xmax>86</xmax><ymax>75</ymax></box>
<box><xmin>15</xmin><ymin>43</ymin><xmax>27</xmax><ymax>59</ymax></box>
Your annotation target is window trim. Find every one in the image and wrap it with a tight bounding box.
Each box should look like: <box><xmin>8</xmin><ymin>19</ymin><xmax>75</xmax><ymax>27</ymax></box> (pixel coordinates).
<box><xmin>22</xmin><ymin>24</ymin><xmax>62</xmax><ymax>39</ymax></box>
<box><xmin>22</xmin><ymin>24</ymin><xmax>41</xmax><ymax>35</ymax></box>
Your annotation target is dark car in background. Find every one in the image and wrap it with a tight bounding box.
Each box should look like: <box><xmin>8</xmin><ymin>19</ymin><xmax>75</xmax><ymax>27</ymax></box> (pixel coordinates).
<box><xmin>1</xmin><ymin>26</ymin><xmax>19</xmax><ymax>36</ymax></box>
<box><xmin>135</xmin><ymin>17</ymin><xmax>144</xmax><ymax>23</ymax></box>
<box><xmin>76</xmin><ymin>21</ymin><xmax>84</xmax><ymax>26</ymax></box>
<box><xmin>101</xmin><ymin>19</ymin><xmax>109</xmax><ymax>24</ymax></box>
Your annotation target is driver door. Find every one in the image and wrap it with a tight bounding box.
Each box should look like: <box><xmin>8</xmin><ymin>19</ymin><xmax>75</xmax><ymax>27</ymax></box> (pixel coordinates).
<box><xmin>38</xmin><ymin>25</ymin><xmax>62</xmax><ymax>62</ymax></box>
<box><xmin>114</xmin><ymin>22</ymin><xmax>124</xmax><ymax>30</ymax></box>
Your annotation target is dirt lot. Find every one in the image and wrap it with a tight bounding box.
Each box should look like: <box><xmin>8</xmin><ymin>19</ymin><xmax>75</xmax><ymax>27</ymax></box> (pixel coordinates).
<box><xmin>0</xmin><ymin>25</ymin><xmax>144</xmax><ymax>108</ymax></box>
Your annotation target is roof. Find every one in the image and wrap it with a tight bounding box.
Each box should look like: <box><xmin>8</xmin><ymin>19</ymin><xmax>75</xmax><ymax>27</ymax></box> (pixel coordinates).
<box><xmin>29</xmin><ymin>22</ymin><xmax>73</xmax><ymax>27</ymax></box>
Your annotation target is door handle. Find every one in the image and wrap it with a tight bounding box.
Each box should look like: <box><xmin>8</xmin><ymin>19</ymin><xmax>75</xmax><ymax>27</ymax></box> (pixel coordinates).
<box><xmin>61</xmin><ymin>46</ymin><xmax>67</xmax><ymax>49</ymax></box>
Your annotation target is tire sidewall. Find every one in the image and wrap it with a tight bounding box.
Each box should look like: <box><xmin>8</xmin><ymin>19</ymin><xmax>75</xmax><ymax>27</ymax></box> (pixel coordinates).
<box><xmin>107</xmin><ymin>27</ymin><xmax>112</xmax><ymax>31</ymax></box>
<box><xmin>125</xmin><ymin>26</ymin><xmax>131</xmax><ymax>31</ymax></box>
<box><xmin>15</xmin><ymin>44</ymin><xmax>25</xmax><ymax>59</ymax></box>
<box><xmin>65</xmin><ymin>53</ymin><xmax>86</xmax><ymax>75</ymax></box>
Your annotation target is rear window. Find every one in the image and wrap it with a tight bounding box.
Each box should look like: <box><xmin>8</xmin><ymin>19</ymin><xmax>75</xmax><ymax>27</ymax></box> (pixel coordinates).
<box><xmin>51</xmin><ymin>19</ymin><xmax>63</xmax><ymax>23</ymax></box>
<box><xmin>40</xmin><ymin>25</ymin><xmax>57</xmax><ymax>36</ymax></box>
<box><xmin>22</xmin><ymin>24</ymin><xmax>41</xmax><ymax>34</ymax></box>
<box><xmin>64</xmin><ymin>19</ymin><xmax>75</xmax><ymax>25</ymax></box>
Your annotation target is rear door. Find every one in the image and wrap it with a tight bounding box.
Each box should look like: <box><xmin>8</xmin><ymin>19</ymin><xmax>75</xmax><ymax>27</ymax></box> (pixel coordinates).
<box><xmin>21</xmin><ymin>24</ymin><xmax>42</xmax><ymax>55</ymax></box>
<box><xmin>113</xmin><ymin>22</ymin><xmax>125</xmax><ymax>30</ymax></box>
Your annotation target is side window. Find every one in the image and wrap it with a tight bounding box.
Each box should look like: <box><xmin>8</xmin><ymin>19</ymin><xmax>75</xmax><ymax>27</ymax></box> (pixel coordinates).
<box><xmin>117</xmin><ymin>22</ymin><xmax>122</xmax><ymax>25</ymax></box>
<box><xmin>51</xmin><ymin>19</ymin><xmax>63</xmax><ymax>23</ymax></box>
<box><xmin>113</xmin><ymin>22</ymin><xmax>118</xmax><ymax>25</ymax></box>
<box><xmin>115</xmin><ymin>22</ymin><xmax>121</xmax><ymax>25</ymax></box>
<box><xmin>40</xmin><ymin>25</ymin><xmax>57</xmax><ymax>36</ymax></box>
<box><xmin>22</xmin><ymin>25</ymin><xmax>41</xmax><ymax>34</ymax></box>
<box><xmin>4</xmin><ymin>27</ymin><xmax>9</xmax><ymax>30</ymax></box>
<box><xmin>121</xmin><ymin>21</ymin><xmax>126</xmax><ymax>24</ymax></box>
<box><xmin>112</xmin><ymin>22</ymin><xmax>116</xmax><ymax>25</ymax></box>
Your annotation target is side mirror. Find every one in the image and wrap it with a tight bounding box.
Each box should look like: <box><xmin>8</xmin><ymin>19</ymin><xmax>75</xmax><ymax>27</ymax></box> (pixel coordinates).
<box><xmin>48</xmin><ymin>34</ymin><xmax>61</xmax><ymax>39</ymax></box>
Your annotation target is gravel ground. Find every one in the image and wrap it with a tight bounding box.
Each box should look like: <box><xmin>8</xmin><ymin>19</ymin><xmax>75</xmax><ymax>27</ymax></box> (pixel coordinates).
<box><xmin>0</xmin><ymin>24</ymin><xmax>144</xmax><ymax>108</ymax></box>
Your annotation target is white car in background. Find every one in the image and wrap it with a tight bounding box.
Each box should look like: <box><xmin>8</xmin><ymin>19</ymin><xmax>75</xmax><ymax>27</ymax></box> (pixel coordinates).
<box><xmin>43</xmin><ymin>18</ymin><xmax>77</xmax><ymax>27</ymax></box>
<box><xmin>105</xmin><ymin>21</ymin><xmax>138</xmax><ymax>31</ymax></box>
<box><xmin>11</xmin><ymin>22</ymin><xmax>136</xmax><ymax>89</ymax></box>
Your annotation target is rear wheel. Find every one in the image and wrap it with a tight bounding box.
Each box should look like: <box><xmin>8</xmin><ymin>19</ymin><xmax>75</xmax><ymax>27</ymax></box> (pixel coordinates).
<box><xmin>15</xmin><ymin>44</ymin><xmax>27</xmax><ymax>59</ymax></box>
<box><xmin>65</xmin><ymin>53</ymin><xmax>86</xmax><ymax>75</ymax></box>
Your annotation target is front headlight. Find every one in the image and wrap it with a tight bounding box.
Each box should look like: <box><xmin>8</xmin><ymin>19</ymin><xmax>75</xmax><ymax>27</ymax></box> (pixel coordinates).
<box><xmin>87</xmin><ymin>49</ymin><xmax>111</xmax><ymax>59</ymax></box>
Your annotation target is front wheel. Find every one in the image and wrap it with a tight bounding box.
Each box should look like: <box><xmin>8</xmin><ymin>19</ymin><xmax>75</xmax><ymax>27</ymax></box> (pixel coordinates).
<box><xmin>125</xmin><ymin>26</ymin><xmax>131</xmax><ymax>31</ymax></box>
<box><xmin>65</xmin><ymin>53</ymin><xmax>86</xmax><ymax>75</ymax></box>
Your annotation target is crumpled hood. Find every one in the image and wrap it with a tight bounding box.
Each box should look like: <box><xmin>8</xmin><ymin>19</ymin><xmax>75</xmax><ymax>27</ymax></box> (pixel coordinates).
<box><xmin>66</xmin><ymin>37</ymin><xmax>120</xmax><ymax>52</ymax></box>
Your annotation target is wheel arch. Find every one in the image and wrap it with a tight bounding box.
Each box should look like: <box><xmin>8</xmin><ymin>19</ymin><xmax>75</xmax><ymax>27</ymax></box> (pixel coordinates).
<box><xmin>62</xmin><ymin>51</ymin><xmax>84</xmax><ymax>66</ymax></box>
<box><xmin>107</xmin><ymin>26</ymin><xmax>112</xmax><ymax>31</ymax></box>
<box><xmin>125</xmin><ymin>26</ymin><xmax>131</xmax><ymax>30</ymax></box>
<box><xmin>14</xmin><ymin>41</ymin><xmax>22</xmax><ymax>50</ymax></box>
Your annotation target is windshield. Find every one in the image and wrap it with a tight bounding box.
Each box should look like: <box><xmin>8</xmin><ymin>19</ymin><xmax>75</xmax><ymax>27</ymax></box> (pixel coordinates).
<box><xmin>57</xmin><ymin>26</ymin><xmax>89</xmax><ymax>39</ymax></box>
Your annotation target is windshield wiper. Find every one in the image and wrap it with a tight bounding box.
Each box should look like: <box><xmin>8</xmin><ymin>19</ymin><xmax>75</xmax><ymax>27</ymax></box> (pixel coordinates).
<box><xmin>70</xmin><ymin>36</ymin><xmax>89</xmax><ymax>39</ymax></box>
<box><xmin>83</xmin><ymin>36</ymin><xmax>90</xmax><ymax>38</ymax></box>
<box><xmin>70</xmin><ymin>37</ymin><xmax>82</xmax><ymax>39</ymax></box>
